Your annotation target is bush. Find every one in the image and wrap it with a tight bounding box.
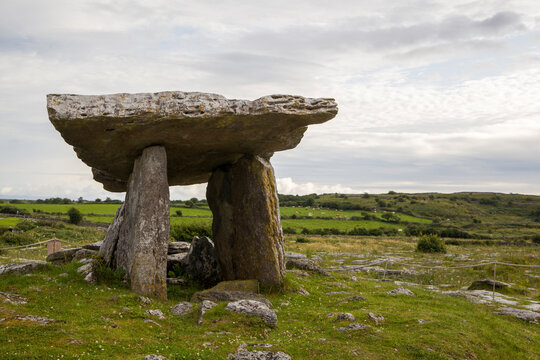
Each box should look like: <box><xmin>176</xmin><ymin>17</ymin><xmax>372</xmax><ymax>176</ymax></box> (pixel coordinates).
<box><xmin>170</xmin><ymin>222</ymin><xmax>212</xmax><ymax>242</ymax></box>
<box><xmin>15</xmin><ymin>220</ymin><xmax>36</xmax><ymax>231</ymax></box>
<box><xmin>417</xmin><ymin>234</ymin><xmax>446</xmax><ymax>253</ymax></box>
<box><xmin>282</xmin><ymin>227</ymin><xmax>297</xmax><ymax>234</ymax></box>
<box><xmin>295</xmin><ymin>236</ymin><xmax>310</xmax><ymax>243</ymax></box>
<box><xmin>532</xmin><ymin>234</ymin><xmax>540</xmax><ymax>244</ymax></box>
<box><xmin>0</xmin><ymin>232</ymin><xmax>34</xmax><ymax>246</ymax></box>
<box><xmin>175</xmin><ymin>210</ymin><xmax>183</xmax><ymax>217</ymax></box>
<box><xmin>0</xmin><ymin>205</ymin><xmax>29</xmax><ymax>215</ymax></box>
<box><xmin>67</xmin><ymin>207</ymin><xmax>83</xmax><ymax>224</ymax></box>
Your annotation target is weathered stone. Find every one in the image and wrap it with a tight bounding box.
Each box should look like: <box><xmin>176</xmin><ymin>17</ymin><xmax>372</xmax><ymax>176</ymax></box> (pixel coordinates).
<box><xmin>191</xmin><ymin>280</ymin><xmax>271</xmax><ymax>307</ymax></box>
<box><xmin>198</xmin><ymin>300</ymin><xmax>218</xmax><ymax>325</ymax></box>
<box><xmin>286</xmin><ymin>258</ymin><xmax>330</xmax><ymax>276</ymax></box>
<box><xmin>228</xmin><ymin>350</ymin><xmax>291</xmax><ymax>360</ymax></box>
<box><xmin>495</xmin><ymin>306</ymin><xmax>540</xmax><ymax>323</ymax></box>
<box><xmin>139</xmin><ymin>296</ymin><xmax>152</xmax><ymax>305</ymax></box>
<box><xmin>207</xmin><ymin>155</ymin><xmax>285</xmax><ymax>287</ymax></box>
<box><xmin>334</xmin><ymin>313</ymin><xmax>355</xmax><ymax>322</ymax></box>
<box><xmin>0</xmin><ymin>261</ymin><xmax>46</xmax><ymax>275</ymax></box>
<box><xmin>145</xmin><ymin>355</ymin><xmax>167</xmax><ymax>360</ymax></box>
<box><xmin>167</xmin><ymin>278</ymin><xmax>187</xmax><ymax>286</ymax></box>
<box><xmin>225</xmin><ymin>299</ymin><xmax>277</xmax><ymax>328</ymax></box>
<box><xmin>184</xmin><ymin>236</ymin><xmax>221</xmax><ymax>286</ymax></box>
<box><xmin>0</xmin><ymin>292</ymin><xmax>28</xmax><ymax>305</ymax></box>
<box><xmin>72</xmin><ymin>249</ymin><xmax>97</xmax><ymax>262</ymax></box>
<box><xmin>46</xmin><ymin>248</ymin><xmax>80</xmax><ymax>264</ymax></box>
<box><xmin>82</xmin><ymin>241</ymin><xmax>103</xmax><ymax>251</ymax></box>
<box><xmin>47</xmin><ymin>92</ymin><xmax>337</xmax><ymax>191</ymax></box>
<box><xmin>15</xmin><ymin>315</ymin><xmax>57</xmax><ymax>325</ymax></box>
<box><xmin>468</xmin><ymin>279</ymin><xmax>510</xmax><ymax>290</ymax></box>
<box><xmin>367</xmin><ymin>312</ymin><xmax>385</xmax><ymax>325</ymax></box>
<box><xmin>99</xmin><ymin>146</ymin><xmax>169</xmax><ymax>299</ymax></box>
<box><xmin>387</xmin><ymin>287</ymin><xmax>415</xmax><ymax>296</ymax></box>
<box><xmin>171</xmin><ymin>302</ymin><xmax>193</xmax><ymax>317</ymax></box>
<box><xmin>146</xmin><ymin>309</ymin><xmax>166</xmax><ymax>319</ymax></box>
<box><xmin>168</xmin><ymin>241</ymin><xmax>190</xmax><ymax>255</ymax></box>
<box><xmin>167</xmin><ymin>253</ymin><xmax>188</xmax><ymax>273</ymax></box>
<box><xmin>336</xmin><ymin>323</ymin><xmax>369</xmax><ymax>332</ymax></box>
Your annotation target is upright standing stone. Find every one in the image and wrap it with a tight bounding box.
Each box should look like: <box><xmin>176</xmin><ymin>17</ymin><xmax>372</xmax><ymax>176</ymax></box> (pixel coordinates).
<box><xmin>207</xmin><ymin>154</ymin><xmax>285</xmax><ymax>287</ymax></box>
<box><xmin>99</xmin><ymin>146</ymin><xmax>169</xmax><ymax>299</ymax></box>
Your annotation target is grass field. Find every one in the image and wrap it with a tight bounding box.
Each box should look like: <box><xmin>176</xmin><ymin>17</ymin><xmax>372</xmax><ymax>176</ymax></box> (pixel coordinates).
<box><xmin>0</xmin><ymin>223</ymin><xmax>538</xmax><ymax>359</ymax></box>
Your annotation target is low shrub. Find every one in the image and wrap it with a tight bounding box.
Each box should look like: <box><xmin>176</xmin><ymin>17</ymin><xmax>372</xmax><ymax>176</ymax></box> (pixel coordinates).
<box><xmin>532</xmin><ymin>234</ymin><xmax>540</xmax><ymax>244</ymax></box>
<box><xmin>170</xmin><ymin>222</ymin><xmax>212</xmax><ymax>242</ymax></box>
<box><xmin>0</xmin><ymin>205</ymin><xmax>29</xmax><ymax>215</ymax></box>
<box><xmin>67</xmin><ymin>207</ymin><xmax>83</xmax><ymax>224</ymax></box>
<box><xmin>15</xmin><ymin>220</ymin><xmax>37</xmax><ymax>231</ymax></box>
<box><xmin>0</xmin><ymin>232</ymin><xmax>34</xmax><ymax>246</ymax></box>
<box><xmin>295</xmin><ymin>236</ymin><xmax>310</xmax><ymax>243</ymax></box>
<box><xmin>175</xmin><ymin>210</ymin><xmax>183</xmax><ymax>217</ymax></box>
<box><xmin>417</xmin><ymin>234</ymin><xmax>446</xmax><ymax>253</ymax></box>
<box><xmin>282</xmin><ymin>227</ymin><xmax>297</xmax><ymax>234</ymax></box>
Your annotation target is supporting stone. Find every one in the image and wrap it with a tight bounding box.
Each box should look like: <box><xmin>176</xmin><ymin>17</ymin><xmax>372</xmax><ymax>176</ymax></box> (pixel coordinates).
<box><xmin>99</xmin><ymin>146</ymin><xmax>169</xmax><ymax>299</ymax></box>
<box><xmin>207</xmin><ymin>154</ymin><xmax>285</xmax><ymax>287</ymax></box>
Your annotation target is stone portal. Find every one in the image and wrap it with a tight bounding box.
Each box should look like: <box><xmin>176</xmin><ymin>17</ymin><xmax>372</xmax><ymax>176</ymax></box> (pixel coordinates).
<box><xmin>47</xmin><ymin>91</ymin><xmax>337</xmax><ymax>297</ymax></box>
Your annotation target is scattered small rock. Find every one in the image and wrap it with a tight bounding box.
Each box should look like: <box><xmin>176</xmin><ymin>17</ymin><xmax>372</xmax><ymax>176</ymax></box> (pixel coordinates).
<box><xmin>297</xmin><ymin>287</ymin><xmax>310</xmax><ymax>296</ymax></box>
<box><xmin>286</xmin><ymin>258</ymin><xmax>330</xmax><ymax>276</ymax></box>
<box><xmin>387</xmin><ymin>287</ymin><xmax>415</xmax><ymax>296</ymax></box>
<box><xmin>225</xmin><ymin>299</ymin><xmax>277</xmax><ymax>328</ymax></box>
<box><xmin>417</xmin><ymin>319</ymin><xmax>427</xmax><ymax>324</ymax></box>
<box><xmin>198</xmin><ymin>300</ymin><xmax>217</xmax><ymax>325</ymax></box>
<box><xmin>280</xmin><ymin>301</ymin><xmax>290</xmax><ymax>306</ymax></box>
<box><xmin>346</xmin><ymin>296</ymin><xmax>366</xmax><ymax>302</ymax></box>
<box><xmin>144</xmin><ymin>319</ymin><xmax>162</xmax><ymax>327</ymax></box>
<box><xmin>69</xmin><ymin>339</ymin><xmax>84</xmax><ymax>344</ymax></box>
<box><xmin>0</xmin><ymin>291</ymin><xmax>28</xmax><ymax>305</ymax></box>
<box><xmin>246</xmin><ymin>343</ymin><xmax>275</xmax><ymax>348</ymax></box>
<box><xmin>191</xmin><ymin>280</ymin><xmax>272</xmax><ymax>307</ymax></box>
<box><xmin>228</xmin><ymin>350</ymin><xmax>291</xmax><ymax>360</ymax></box>
<box><xmin>139</xmin><ymin>296</ymin><xmax>152</xmax><ymax>305</ymax></box>
<box><xmin>14</xmin><ymin>315</ymin><xmax>57</xmax><ymax>325</ymax></box>
<box><xmin>286</xmin><ymin>269</ymin><xmax>310</xmax><ymax>277</ymax></box>
<box><xmin>58</xmin><ymin>273</ymin><xmax>68</xmax><ymax>277</ymax></box>
<box><xmin>367</xmin><ymin>313</ymin><xmax>385</xmax><ymax>325</ymax></box>
<box><xmin>326</xmin><ymin>282</ymin><xmax>351</xmax><ymax>289</ymax></box>
<box><xmin>334</xmin><ymin>313</ymin><xmax>355</xmax><ymax>322</ymax></box>
<box><xmin>336</xmin><ymin>323</ymin><xmax>369</xmax><ymax>332</ymax></box>
<box><xmin>171</xmin><ymin>302</ymin><xmax>193</xmax><ymax>317</ymax></box>
<box><xmin>145</xmin><ymin>355</ymin><xmax>167</xmax><ymax>360</ymax></box>
<box><xmin>146</xmin><ymin>309</ymin><xmax>165</xmax><ymax>319</ymax></box>
<box><xmin>326</xmin><ymin>291</ymin><xmax>353</xmax><ymax>296</ymax></box>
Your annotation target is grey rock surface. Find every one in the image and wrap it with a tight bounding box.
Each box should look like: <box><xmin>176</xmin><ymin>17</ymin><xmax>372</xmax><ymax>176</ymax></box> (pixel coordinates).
<box><xmin>99</xmin><ymin>146</ymin><xmax>170</xmax><ymax>299</ymax></box>
<box><xmin>171</xmin><ymin>302</ymin><xmax>193</xmax><ymax>317</ymax></box>
<box><xmin>286</xmin><ymin>258</ymin><xmax>330</xmax><ymax>276</ymax></box>
<box><xmin>184</xmin><ymin>236</ymin><xmax>221</xmax><ymax>287</ymax></box>
<box><xmin>15</xmin><ymin>315</ymin><xmax>57</xmax><ymax>325</ymax></box>
<box><xmin>0</xmin><ymin>291</ymin><xmax>28</xmax><ymax>305</ymax></box>
<box><xmin>168</xmin><ymin>241</ymin><xmax>190</xmax><ymax>255</ymax></box>
<box><xmin>387</xmin><ymin>287</ymin><xmax>415</xmax><ymax>296</ymax></box>
<box><xmin>82</xmin><ymin>241</ymin><xmax>103</xmax><ymax>251</ymax></box>
<box><xmin>468</xmin><ymin>279</ymin><xmax>510</xmax><ymax>290</ymax></box>
<box><xmin>198</xmin><ymin>300</ymin><xmax>218</xmax><ymax>325</ymax></box>
<box><xmin>0</xmin><ymin>261</ymin><xmax>46</xmax><ymax>275</ymax></box>
<box><xmin>225</xmin><ymin>299</ymin><xmax>278</xmax><ymax>328</ymax></box>
<box><xmin>334</xmin><ymin>313</ymin><xmax>356</xmax><ymax>322</ymax></box>
<box><xmin>146</xmin><ymin>309</ymin><xmax>166</xmax><ymax>319</ymax></box>
<box><xmin>207</xmin><ymin>155</ymin><xmax>285</xmax><ymax>287</ymax></box>
<box><xmin>336</xmin><ymin>323</ymin><xmax>369</xmax><ymax>332</ymax></box>
<box><xmin>47</xmin><ymin>92</ymin><xmax>337</xmax><ymax>191</ymax></box>
<box><xmin>367</xmin><ymin>312</ymin><xmax>385</xmax><ymax>325</ymax></box>
<box><xmin>145</xmin><ymin>355</ymin><xmax>167</xmax><ymax>360</ymax></box>
<box><xmin>72</xmin><ymin>249</ymin><xmax>97</xmax><ymax>262</ymax></box>
<box><xmin>228</xmin><ymin>350</ymin><xmax>291</xmax><ymax>360</ymax></box>
<box><xmin>166</xmin><ymin>278</ymin><xmax>187</xmax><ymax>286</ymax></box>
<box><xmin>167</xmin><ymin>253</ymin><xmax>188</xmax><ymax>273</ymax></box>
<box><xmin>495</xmin><ymin>306</ymin><xmax>540</xmax><ymax>323</ymax></box>
<box><xmin>46</xmin><ymin>248</ymin><xmax>80</xmax><ymax>264</ymax></box>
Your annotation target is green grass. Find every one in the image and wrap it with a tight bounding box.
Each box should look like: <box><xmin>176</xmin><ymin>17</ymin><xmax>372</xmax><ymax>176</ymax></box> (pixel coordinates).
<box><xmin>1</xmin><ymin>223</ymin><xmax>539</xmax><ymax>359</ymax></box>
<box><xmin>282</xmin><ymin>218</ymin><xmax>400</xmax><ymax>232</ymax></box>
<box><xmin>0</xmin><ymin>217</ymin><xmax>21</xmax><ymax>227</ymax></box>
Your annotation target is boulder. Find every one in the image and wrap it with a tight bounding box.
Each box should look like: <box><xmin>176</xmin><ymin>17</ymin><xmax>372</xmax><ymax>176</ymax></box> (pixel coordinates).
<box><xmin>334</xmin><ymin>313</ymin><xmax>356</xmax><ymax>322</ymax></box>
<box><xmin>0</xmin><ymin>261</ymin><xmax>46</xmax><ymax>275</ymax></box>
<box><xmin>47</xmin><ymin>92</ymin><xmax>338</xmax><ymax>191</ymax></box>
<box><xmin>166</xmin><ymin>278</ymin><xmax>187</xmax><ymax>286</ymax></box>
<box><xmin>184</xmin><ymin>236</ymin><xmax>221</xmax><ymax>287</ymax></box>
<box><xmin>46</xmin><ymin>248</ymin><xmax>80</xmax><ymax>264</ymax></box>
<box><xmin>468</xmin><ymin>279</ymin><xmax>510</xmax><ymax>290</ymax></box>
<box><xmin>387</xmin><ymin>287</ymin><xmax>415</xmax><ymax>296</ymax></box>
<box><xmin>207</xmin><ymin>155</ymin><xmax>285</xmax><ymax>287</ymax></box>
<box><xmin>495</xmin><ymin>306</ymin><xmax>540</xmax><ymax>323</ymax></box>
<box><xmin>367</xmin><ymin>313</ymin><xmax>385</xmax><ymax>325</ymax></box>
<box><xmin>191</xmin><ymin>280</ymin><xmax>271</xmax><ymax>307</ymax></box>
<box><xmin>168</xmin><ymin>241</ymin><xmax>190</xmax><ymax>255</ymax></box>
<box><xmin>225</xmin><ymin>299</ymin><xmax>277</xmax><ymax>328</ymax></box>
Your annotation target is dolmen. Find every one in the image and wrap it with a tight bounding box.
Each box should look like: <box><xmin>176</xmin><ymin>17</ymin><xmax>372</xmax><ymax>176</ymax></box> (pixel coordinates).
<box><xmin>47</xmin><ymin>91</ymin><xmax>338</xmax><ymax>299</ymax></box>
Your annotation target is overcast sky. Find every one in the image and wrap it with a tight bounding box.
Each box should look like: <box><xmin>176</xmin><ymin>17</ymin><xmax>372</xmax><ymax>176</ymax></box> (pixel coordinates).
<box><xmin>1</xmin><ymin>0</ymin><xmax>540</xmax><ymax>200</ymax></box>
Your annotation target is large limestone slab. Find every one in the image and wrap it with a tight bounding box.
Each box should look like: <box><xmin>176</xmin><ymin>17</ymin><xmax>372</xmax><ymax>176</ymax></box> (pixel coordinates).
<box><xmin>47</xmin><ymin>91</ymin><xmax>337</xmax><ymax>191</ymax></box>
<box><xmin>207</xmin><ymin>155</ymin><xmax>285</xmax><ymax>287</ymax></box>
<box><xmin>99</xmin><ymin>146</ymin><xmax>169</xmax><ymax>299</ymax></box>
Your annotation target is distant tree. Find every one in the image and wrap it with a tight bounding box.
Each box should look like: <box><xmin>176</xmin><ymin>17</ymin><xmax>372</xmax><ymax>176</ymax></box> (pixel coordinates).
<box><xmin>95</xmin><ymin>198</ymin><xmax>102</xmax><ymax>203</ymax></box>
<box><xmin>190</xmin><ymin>197</ymin><xmax>198</xmax><ymax>203</ymax></box>
<box><xmin>362</xmin><ymin>192</ymin><xmax>369</xmax><ymax>198</ymax></box>
<box><xmin>77</xmin><ymin>197</ymin><xmax>84</xmax><ymax>203</ymax></box>
<box><xmin>388</xmin><ymin>190</ymin><xmax>397</xmax><ymax>195</ymax></box>
<box><xmin>185</xmin><ymin>200</ymin><xmax>194</xmax><ymax>208</ymax></box>
<box><xmin>381</xmin><ymin>212</ymin><xmax>400</xmax><ymax>223</ymax></box>
<box><xmin>67</xmin><ymin>207</ymin><xmax>82</xmax><ymax>224</ymax></box>
<box><xmin>417</xmin><ymin>234</ymin><xmax>446</xmax><ymax>253</ymax></box>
